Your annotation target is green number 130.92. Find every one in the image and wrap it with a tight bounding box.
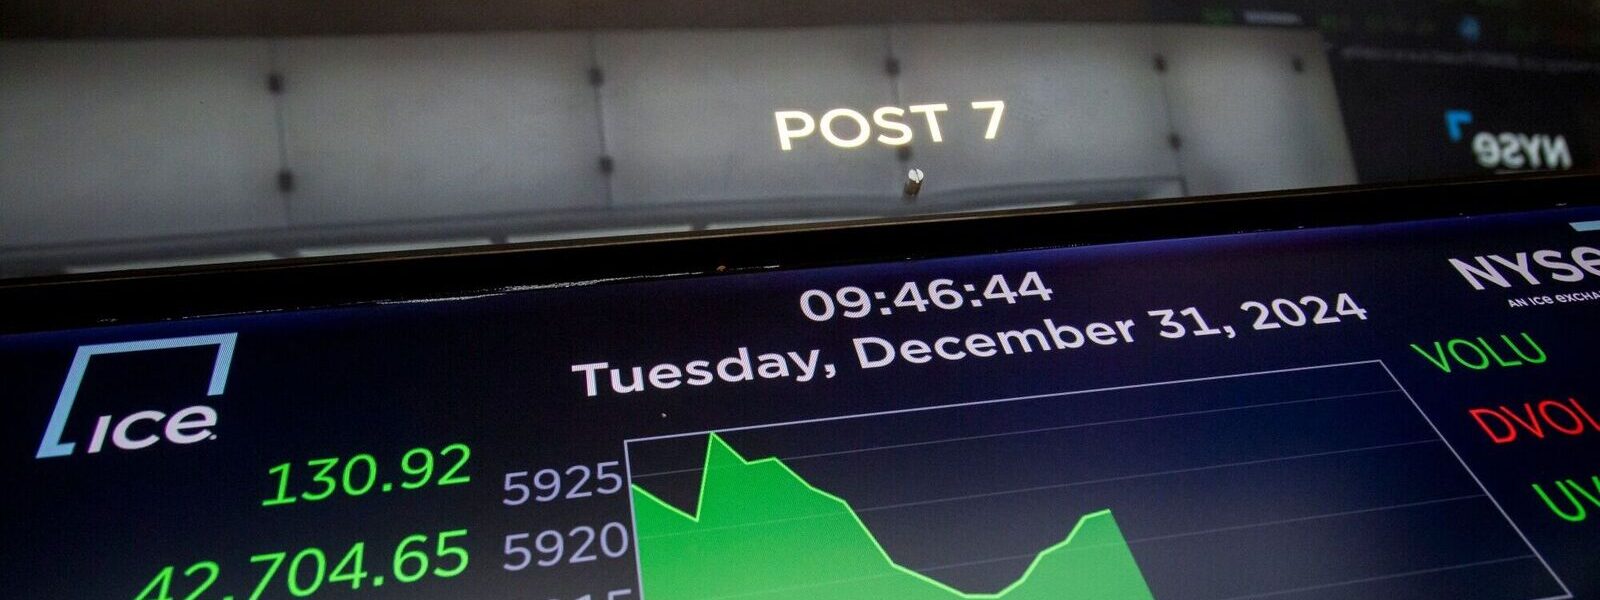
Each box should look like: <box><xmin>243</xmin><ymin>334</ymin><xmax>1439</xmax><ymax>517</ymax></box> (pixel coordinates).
<box><xmin>263</xmin><ymin>443</ymin><xmax>470</xmax><ymax>507</ymax></box>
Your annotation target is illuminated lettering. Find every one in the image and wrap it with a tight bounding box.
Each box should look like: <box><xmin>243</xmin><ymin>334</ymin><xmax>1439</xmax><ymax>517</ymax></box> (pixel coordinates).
<box><xmin>971</xmin><ymin>100</ymin><xmax>1005</xmax><ymax>139</ymax></box>
<box><xmin>906</xmin><ymin>103</ymin><xmax>950</xmax><ymax>143</ymax></box>
<box><xmin>1448</xmin><ymin>247</ymin><xmax>1600</xmax><ymax>290</ymax></box>
<box><xmin>571</xmin><ymin>349</ymin><xmax>830</xmax><ymax>398</ymax></box>
<box><xmin>1409</xmin><ymin>333</ymin><xmax>1546</xmax><ymax>373</ymax></box>
<box><xmin>775</xmin><ymin>111</ymin><xmax>816</xmax><ymax>151</ymax></box>
<box><xmin>872</xmin><ymin>107</ymin><xmax>912</xmax><ymax>146</ymax></box>
<box><xmin>773</xmin><ymin>101</ymin><xmax>1004</xmax><ymax>150</ymax></box>
<box><xmin>819</xmin><ymin>108</ymin><xmax>871</xmax><ymax>148</ymax></box>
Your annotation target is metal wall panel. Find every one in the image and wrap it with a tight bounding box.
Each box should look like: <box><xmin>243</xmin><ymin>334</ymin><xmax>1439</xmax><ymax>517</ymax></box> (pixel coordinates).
<box><xmin>597</xmin><ymin>28</ymin><xmax>902</xmax><ymax>206</ymax></box>
<box><xmin>279</xmin><ymin>33</ymin><xmax>606</xmax><ymax>225</ymax></box>
<box><xmin>0</xmin><ymin>40</ymin><xmax>284</xmax><ymax>246</ymax></box>
<box><xmin>1158</xmin><ymin>26</ymin><xmax>1358</xmax><ymax>195</ymax></box>
<box><xmin>0</xmin><ymin>25</ymin><xmax>1363</xmax><ymax>274</ymax></box>
<box><xmin>890</xmin><ymin>24</ymin><xmax>1182</xmax><ymax>199</ymax></box>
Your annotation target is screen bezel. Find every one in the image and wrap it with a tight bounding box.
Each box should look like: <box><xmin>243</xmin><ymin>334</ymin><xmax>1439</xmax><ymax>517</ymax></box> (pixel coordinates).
<box><xmin>1</xmin><ymin>173</ymin><xmax>1595</xmax><ymax>335</ymax></box>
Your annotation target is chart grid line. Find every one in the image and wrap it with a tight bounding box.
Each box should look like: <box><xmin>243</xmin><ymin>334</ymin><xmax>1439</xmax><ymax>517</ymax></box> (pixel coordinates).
<box><xmin>632</xmin><ymin>388</ymin><xmax>1404</xmax><ymax>479</ymax></box>
<box><xmin>630</xmin><ymin>438</ymin><xmax>1444</xmax><ymax>542</ymax></box>
<box><xmin>911</xmin><ymin>493</ymin><xmax>1491</xmax><ymax>574</ymax></box>
<box><xmin>624</xmin><ymin>360</ymin><xmax>1386</xmax><ymax>444</ymax></box>
<box><xmin>1378</xmin><ymin>360</ymin><xmax>1574</xmax><ymax>599</ymax></box>
<box><xmin>1210</xmin><ymin>555</ymin><xmax>1543</xmax><ymax>600</ymax></box>
<box><xmin>853</xmin><ymin>439</ymin><xmax>1440</xmax><ymax>514</ymax></box>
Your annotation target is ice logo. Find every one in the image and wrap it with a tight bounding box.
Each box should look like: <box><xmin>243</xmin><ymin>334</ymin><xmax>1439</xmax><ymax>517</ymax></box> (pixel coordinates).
<box><xmin>35</xmin><ymin>333</ymin><xmax>237</xmax><ymax>459</ymax></box>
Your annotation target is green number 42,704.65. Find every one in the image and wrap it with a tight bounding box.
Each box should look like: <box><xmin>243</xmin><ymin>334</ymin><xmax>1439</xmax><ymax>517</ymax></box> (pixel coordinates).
<box><xmin>134</xmin><ymin>529</ymin><xmax>469</xmax><ymax>600</ymax></box>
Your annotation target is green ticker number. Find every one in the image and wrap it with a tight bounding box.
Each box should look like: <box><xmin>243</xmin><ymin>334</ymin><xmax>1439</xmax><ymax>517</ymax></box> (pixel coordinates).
<box><xmin>134</xmin><ymin>530</ymin><xmax>468</xmax><ymax>600</ymax></box>
<box><xmin>263</xmin><ymin>443</ymin><xmax>471</xmax><ymax>507</ymax></box>
<box><xmin>134</xmin><ymin>562</ymin><xmax>218</xmax><ymax>600</ymax></box>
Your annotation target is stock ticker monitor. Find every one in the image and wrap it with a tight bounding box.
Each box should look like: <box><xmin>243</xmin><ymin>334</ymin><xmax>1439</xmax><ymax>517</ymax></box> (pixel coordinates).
<box><xmin>1</xmin><ymin>174</ymin><xmax>1599</xmax><ymax>599</ymax></box>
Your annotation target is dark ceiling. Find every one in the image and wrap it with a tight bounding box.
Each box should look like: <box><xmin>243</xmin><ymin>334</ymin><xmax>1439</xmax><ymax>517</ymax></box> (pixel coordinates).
<box><xmin>2</xmin><ymin>0</ymin><xmax>1150</xmax><ymax>39</ymax></box>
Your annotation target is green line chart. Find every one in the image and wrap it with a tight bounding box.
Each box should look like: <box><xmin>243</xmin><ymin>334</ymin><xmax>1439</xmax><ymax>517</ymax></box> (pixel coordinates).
<box><xmin>622</xmin><ymin>363</ymin><xmax>1569</xmax><ymax>600</ymax></box>
<box><xmin>630</xmin><ymin>433</ymin><xmax>1156</xmax><ymax>600</ymax></box>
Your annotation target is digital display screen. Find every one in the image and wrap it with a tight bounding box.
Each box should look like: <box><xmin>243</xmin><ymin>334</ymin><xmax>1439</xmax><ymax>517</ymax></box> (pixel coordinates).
<box><xmin>5</xmin><ymin>203</ymin><xmax>1600</xmax><ymax>599</ymax></box>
